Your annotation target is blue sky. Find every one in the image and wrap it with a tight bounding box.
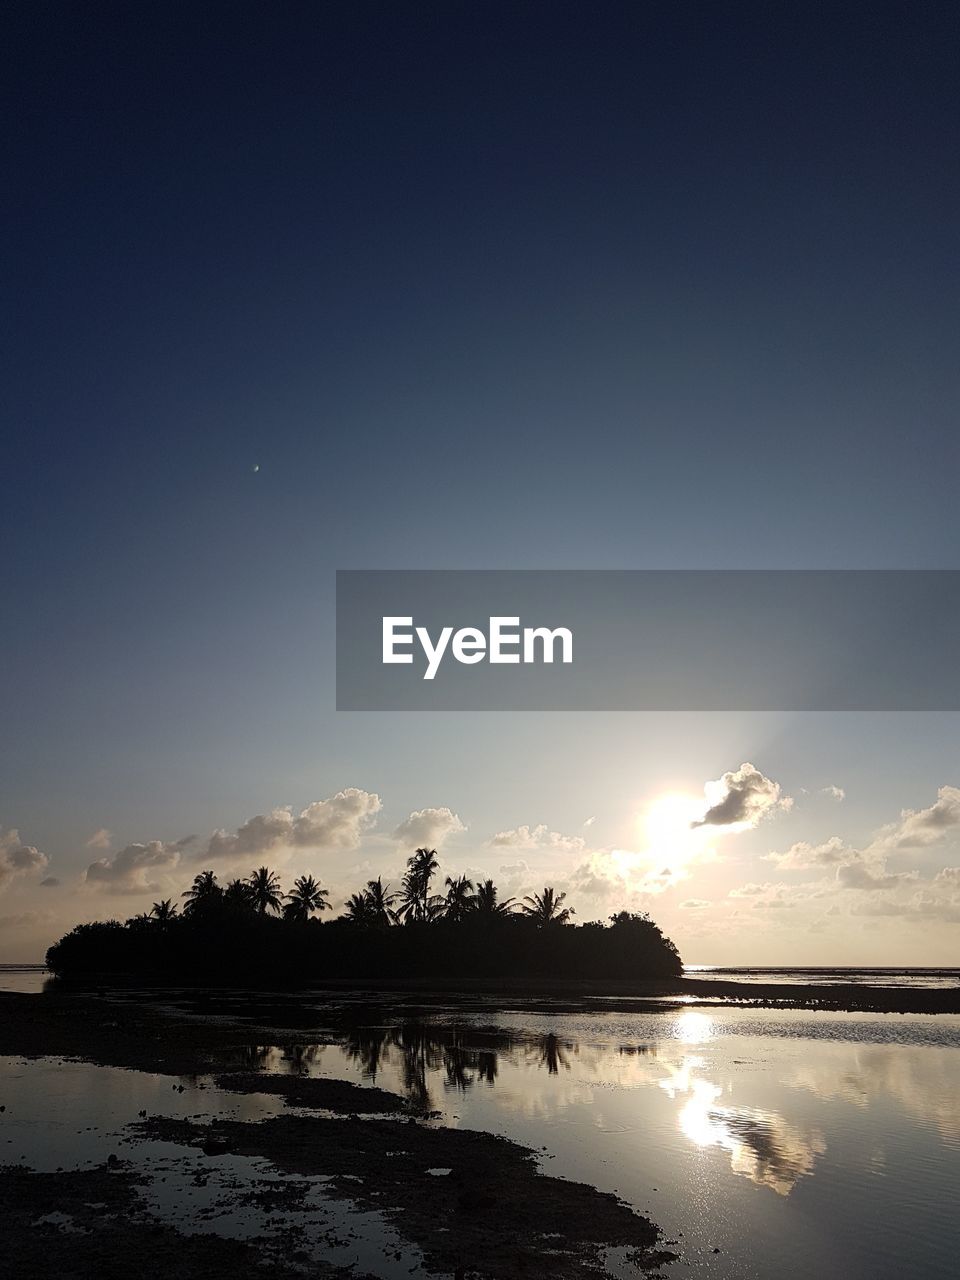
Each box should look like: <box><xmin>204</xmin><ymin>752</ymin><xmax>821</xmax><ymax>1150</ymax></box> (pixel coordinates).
<box><xmin>2</xmin><ymin>2</ymin><xmax>959</xmax><ymax>961</ymax></box>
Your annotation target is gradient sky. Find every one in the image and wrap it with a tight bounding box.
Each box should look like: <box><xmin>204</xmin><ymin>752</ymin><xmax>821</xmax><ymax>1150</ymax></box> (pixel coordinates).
<box><xmin>2</xmin><ymin>2</ymin><xmax>959</xmax><ymax>963</ymax></box>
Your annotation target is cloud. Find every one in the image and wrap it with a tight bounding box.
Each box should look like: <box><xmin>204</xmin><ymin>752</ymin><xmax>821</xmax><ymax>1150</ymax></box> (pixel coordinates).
<box><xmin>583</xmin><ymin>816</ymin><xmax>596</xmax><ymax>827</ymax></box>
<box><xmin>836</xmin><ymin>861</ymin><xmax>916</xmax><ymax>891</ymax></box>
<box><xmin>489</xmin><ymin>824</ymin><xmax>586</xmax><ymax>854</ymax></box>
<box><xmin>849</xmin><ymin>872</ymin><xmax>960</xmax><ymax>923</ymax></box>
<box><xmin>884</xmin><ymin>785</ymin><xmax>960</xmax><ymax>851</ymax></box>
<box><xmin>204</xmin><ymin>789</ymin><xmax>382</xmax><ymax>861</ymax></box>
<box><xmin>693</xmin><ymin>763</ymin><xmax>792</xmax><ymax>830</ymax></box>
<box><xmin>728</xmin><ymin>881</ymin><xmax>805</xmax><ymax>909</ymax></box>
<box><xmin>822</xmin><ymin>786</ymin><xmax>845</xmax><ymax>802</ymax></box>
<box><xmin>85</xmin><ymin>838</ymin><xmax>192</xmax><ymax>894</ymax></box>
<box><xmin>39</xmin><ymin>876</ymin><xmax>60</xmax><ymax>888</ymax></box>
<box><xmin>392</xmin><ymin>806</ymin><xmax>465</xmax><ymax>848</ymax></box>
<box><xmin>680</xmin><ymin>898</ymin><xmax>711</xmax><ymax>910</ymax></box>
<box><xmin>728</xmin><ymin>882</ymin><xmax>773</xmax><ymax>898</ymax></box>
<box><xmin>498</xmin><ymin>860</ymin><xmax>530</xmax><ymax>878</ymax></box>
<box><xmin>567</xmin><ymin>852</ymin><xmax>627</xmax><ymax>898</ymax></box>
<box><xmin>766</xmin><ymin>837</ymin><xmax>850</xmax><ymax>870</ymax></box>
<box><xmin>85</xmin><ymin>828</ymin><xmax>113</xmax><ymax>850</ymax></box>
<box><xmin>0</xmin><ymin>828</ymin><xmax>50</xmax><ymax>892</ymax></box>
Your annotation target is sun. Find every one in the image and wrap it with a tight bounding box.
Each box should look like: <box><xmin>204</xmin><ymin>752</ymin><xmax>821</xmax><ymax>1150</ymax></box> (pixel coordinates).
<box><xmin>640</xmin><ymin>792</ymin><xmax>711</xmax><ymax>880</ymax></box>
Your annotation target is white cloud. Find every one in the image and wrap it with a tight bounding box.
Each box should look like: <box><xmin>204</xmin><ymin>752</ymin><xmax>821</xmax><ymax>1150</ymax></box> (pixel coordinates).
<box><xmin>850</xmin><ymin>871</ymin><xmax>960</xmax><ymax>923</ymax></box>
<box><xmin>205</xmin><ymin>789</ymin><xmax>382</xmax><ymax>861</ymax></box>
<box><xmin>0</xmin><ymin>828</ymin><xmax>50</xmax><ymax>892</ymax></box>
<box><xmin>392</xmin><ymin>806</ymin><xmax>465</xmax><ymax>848</ymax></box>
<box><xmin>728</xmin><ymin>880</ymin><xmax>811</xmax><ymax>910</ymax></box>
<box><xmin>836</xmin><ymin>861</ymin><xmax>916</xmax><ymax>891</ymax></box>
<box><xmin>883</xmin><ymin>785</ymin><xmax>960</xmax><ymax>851</ymax></box>
<box><xmin>489</xmin><ymin>823</ymin><xmax>586</xmax><ymax>854</ymax></box>
<box><xmin>822</xmin><ymin>786</ymin><xmax>845</xmax><ymax>802</ymax></box>
<box><xmin>85</xmin><ymin>828</ymin><xmax>113</xmax><ymax>850</ymax></box>
<box><xmin>85</xmin><ymin>838</ymin><xmax>192</xmax><ymax>894</ymax></box>
<box><xmin>680</xmin><ymin>898</ymin><xmax>711</xmax><ymax>910</ymax></box>
<box><xmin>766</xmin><ymin>837</ymin><xmax>850</xmax><ymax>870</ymax></box>
<box><xmin>498</xmin><ymin>859</ymin><xmax>530</xmax><ymax>878</ymax></box>
<box><xmin>729</xmin><ymin>882</ymin><xmax>773</xmax><ymax>898</ymax></box>
<box><xmin>693</xmin><ymin>763</ymin><xmax>792</xmax><ymax>830</ymax></box>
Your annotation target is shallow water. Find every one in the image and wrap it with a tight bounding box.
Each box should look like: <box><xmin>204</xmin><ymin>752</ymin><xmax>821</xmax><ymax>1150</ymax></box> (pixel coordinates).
<box><xmin>684</xmin><ymin>965</ymin><xmax>960</xmax><ymax>990</ymax></box>
<box><xmin>0</xmin><ymin>965</ymin><xmax>48</xmax><ymax>993</ymax></box>
<box><xmin>2</xmin><ymin>1000</ymin><xmax>958</xmax><ymax>1278</ymax></box>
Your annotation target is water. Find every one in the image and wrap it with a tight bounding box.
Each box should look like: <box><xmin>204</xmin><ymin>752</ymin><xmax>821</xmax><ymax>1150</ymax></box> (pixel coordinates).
<box><xmin>0</xmin><ymin>965</ymin><xmax>48</xmax><ymax>993</ymax></box>
<box><xmin>2</xmin><ymin>995</ymin><xmax>958</xmax><ymax>1278</ymax></box>
<box><xmin>684</xmin><ymin>965</ymin><xmax>960</xmax><ymax>990</ymax></box>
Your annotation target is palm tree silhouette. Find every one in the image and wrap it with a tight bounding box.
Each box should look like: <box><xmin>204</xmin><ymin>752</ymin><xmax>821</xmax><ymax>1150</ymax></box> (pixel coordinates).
<box><xmin>365</xmin><ymin>876</ymin><xmax>398</xmax><ymax>925</ymax></box>
<box><xmin>344</xmin><ymin>891</ymin><xmax>374</xmax><ymax>925</ymax></box>
<box><xmin>181</xmin><ymin>870</ymin><xmax>221</xmax><ymax>914</ymax></box>
<box><xmin>474</xmin><ymin>878</ymin><xmax>515</xmax><ymax>915</ymax></box>
<box><xmin>283</xmin><ymin>874</ymin><xmax>330</xmax><ymax>922</ymax></box>
<box><xmin>443</xmin><ymin>874</ymin><xmax>475</xmax><ymax>922</ymax></box>
<box><xmin>149</xmin><ymin>898</ymin><xmax>178</xmax><ymax>927</ymax></box>
<box><xmin>520</xmin><ymin>886</ymin><xmax>573</xmax><ymax>927</ymax></box>
<box><xmin>397</xmin><ymin>847</ymin><xmax>440</xmax><ymax>923</ymax></box>
<box><xmin>247</xmin><ymin>866</ymin><xmax>283</xmax><ymax>915</ymax></box>
<box><xmin>224</xmin><ymin>878</ymin><xmax>254</xmax><ymax>910</ymax></box>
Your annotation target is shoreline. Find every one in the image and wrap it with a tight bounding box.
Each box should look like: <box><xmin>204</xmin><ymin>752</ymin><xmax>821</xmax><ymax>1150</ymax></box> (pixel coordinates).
<box><xmin>29</xmin><ymin>971</ymin><xmax>960</xmax><ymax>1015</ymax></box>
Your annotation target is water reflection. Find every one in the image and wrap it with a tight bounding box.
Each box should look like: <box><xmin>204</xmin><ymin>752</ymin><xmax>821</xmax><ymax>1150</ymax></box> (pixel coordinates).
<box><xmin>788</xmin><ymin>1042</ymin><xmax>960</xmax><ymax>1148</ymax></box>
<box><xmin>672</xmin><ymin>1070</ymin><xmax>825</xmax><ymax>1195</ymax></box>
<box><xmin>234</xmin><ymin>1014</ymin><xmax>828</xmax><ymax>1195</ymax></box>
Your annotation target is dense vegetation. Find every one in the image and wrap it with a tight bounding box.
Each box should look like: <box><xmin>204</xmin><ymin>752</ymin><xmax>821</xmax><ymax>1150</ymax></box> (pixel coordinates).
<box><xmin>45</xmin><ymin>847</ymin><xmax>682</xmax><ymax>982</ymax></box>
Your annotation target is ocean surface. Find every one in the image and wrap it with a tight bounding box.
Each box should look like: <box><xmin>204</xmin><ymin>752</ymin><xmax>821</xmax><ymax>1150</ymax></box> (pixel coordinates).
<box><xmin>684</xmin><ymin>965</ymin><xmax>960</xmax><ymax>989</ymax></box>
<box><xmin>1</xmin><ymin>970</ymin><xmax>958</xmax><ymax>1278</ymax></box>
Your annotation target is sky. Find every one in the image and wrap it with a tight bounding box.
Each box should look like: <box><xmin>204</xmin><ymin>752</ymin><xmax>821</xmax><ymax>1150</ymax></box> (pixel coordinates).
<box><xmin>2</xmin><ymin>2</ymin><xmax>959</xmax><ymax>963</ymax></box>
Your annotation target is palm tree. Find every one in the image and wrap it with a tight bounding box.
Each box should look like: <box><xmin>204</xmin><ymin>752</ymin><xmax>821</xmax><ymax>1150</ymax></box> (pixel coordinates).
<box><xmin>443</xmin><ymin>874</ymin><xmax>475</xmax><ymax>923</ymax></box>
<box><xmin>343</xmin><ymin>891</ymin><xmax>374</xmax><ymax>925</ymax></box>
<box><xmin>224</xmin><ymin>878</ymin><xmax>254</xmax><ymax>911</ymax></box>
<box><xmin>181</xmin><ymin>870</ymin><xmax>221</xmax><ymax>914</ymax></box>
<box><xmin>247</xmin><ymin>866</ymin><xmax>283</xmax><ymax>915</ymax></box>
<box><xmin>474</xmin><ymin>878</ymin><xmax>515</xmax><ymax>916</ymax></box>
<box><xmin>283</xmin><ymin>874</ymin><xmax>330</xmax><ymax>922</ymax></box>
<box><xmin>520</xmin><ymin>886</ymin><xmax>573</xmax><ymax>927</ymax></box>
<box><xmin>150</xmin><ymin>898</ymin><xmax>178</xmax><ymax>927</ymax></box>
<box><xmin>397</xmin><ymin>847</ymin><xmax>440</xmax><ymax>923</ymax></box>
<box><xmin>364</xmin><ymin>877</ymin><xmax>398</xmax><ymax>926</ymax></box>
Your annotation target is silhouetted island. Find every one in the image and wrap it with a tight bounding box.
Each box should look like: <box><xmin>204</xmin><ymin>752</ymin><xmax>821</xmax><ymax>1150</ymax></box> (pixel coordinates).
<box><xmin>45</xmin><ymin>847</ymin><xmax>684</xmax><ymax>983</ymax></box>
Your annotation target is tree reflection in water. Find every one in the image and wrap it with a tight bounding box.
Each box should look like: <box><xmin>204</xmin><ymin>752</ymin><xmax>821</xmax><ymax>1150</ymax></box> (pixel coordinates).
<box><xmin>232</xmin><ymin>1019</ymin><xmax>831</xmax><ymax>1196</ymax></box>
